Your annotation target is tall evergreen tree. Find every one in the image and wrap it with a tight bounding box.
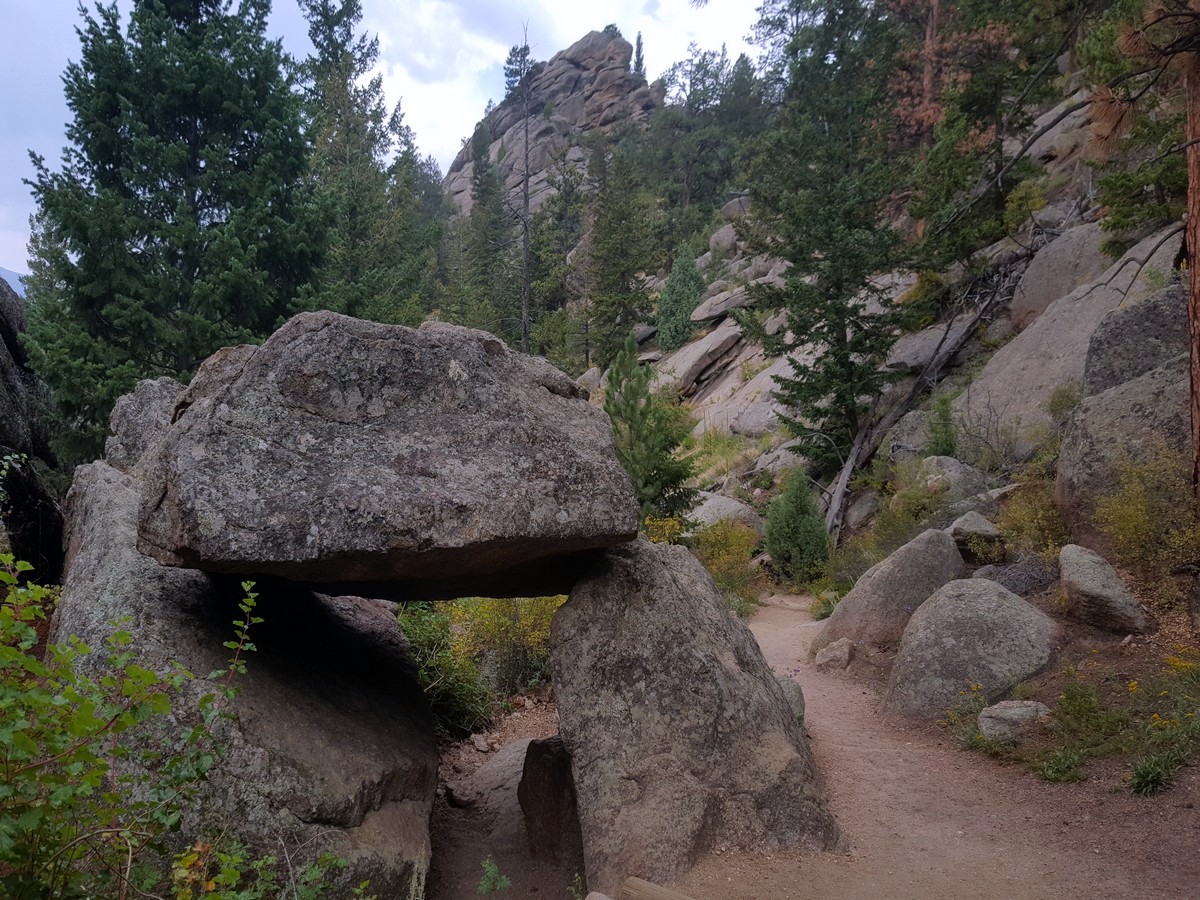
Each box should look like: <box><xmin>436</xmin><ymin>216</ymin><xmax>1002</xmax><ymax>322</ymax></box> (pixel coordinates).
<box><xmin>604</xmin><ymin>333</ymin><xmax>697</xmax><ymax>521</ymax></box>
<box><xmin>504</xmin><ymin>37</ymin><xmax>537</xmax><ymax>350</ymax></box>
<box><xmin>634</xmin><ymin>31</ymin><xmax>646</xmax><ymax>81</ymax></box>
<box><xmin>25</xmin><ymin>0</ymin><xmax>320</xmax><ymax>464</ymax></box>
<box><xmin>588</xmin><ymin>152</ymin><xmax>655</xmax><ymax>365</ymax></box>
<box><xmin>747</xmin><ymin>0</ymin><xmax>902</xmax><ymax>471</ymax></box>
<box><xmin>299</xmin><ymin>0</ymin><xmax>442</xmax><ymax>324</ymax></box>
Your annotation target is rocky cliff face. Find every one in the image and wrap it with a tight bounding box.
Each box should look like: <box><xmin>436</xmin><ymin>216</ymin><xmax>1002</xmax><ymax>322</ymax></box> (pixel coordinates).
<box><xmin>444</xmin><ymin>31</ymin><xmax>663</xmax><ymax>216</ymax></box>
<box><xmin>0</xmin><ymin>275</ymin><xmax>63</xmax><ymax>576</ymax></box>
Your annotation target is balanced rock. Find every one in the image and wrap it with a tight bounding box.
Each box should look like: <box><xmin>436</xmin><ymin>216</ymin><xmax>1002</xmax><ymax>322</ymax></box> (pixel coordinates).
<box><xmin>1059</xmin><ymin>544</ymin><xmax>1149</xmax><ymax>633</ymax></box>
<box><xmin>551</xmin><ymin>537</ymin><xmax>840</xmax><ymax>894</ymax></box>
<box><xmin>883</xmin><ymin>579</ymin><xmax>1057</xmax><ymax>719</ymax></box>
<box><xmin>53</xmin><ymin>461</ymin><xmax>438</xmax><ymax>897</ymax></box>
<box><xmin>978</xmin><ymin>700</ymin><xmax>1051</xmax><ymax>744</ymax></box>
<box><xmin>136</xmin><ymin>312</ymin><xmax>639</xmax><ymax>599</ymax></box>
<box><xmin>811</xmin><ymin>529</ymin><xmax>965</xmax><ymax>655</ymax></box>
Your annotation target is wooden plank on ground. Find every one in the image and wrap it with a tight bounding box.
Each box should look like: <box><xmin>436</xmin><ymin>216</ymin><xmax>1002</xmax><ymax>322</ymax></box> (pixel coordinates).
<box><xmin>618</xmin><ymin>876</ymin><xmax>698</xmax><ymax>900</ymax></box>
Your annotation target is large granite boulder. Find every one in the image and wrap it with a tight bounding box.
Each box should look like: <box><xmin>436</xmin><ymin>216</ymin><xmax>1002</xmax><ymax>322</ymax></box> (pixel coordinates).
<box><xmin>1057</xmin><ymin>359</ymin><xmax>1188</xmax><ymax>546</ymax></box>
<box><xmin>1083</xmin><ymin>284</ymin><xmax>1186</xmax><ymax>396</ymax></box>
<box><xmin>883</xmin><ymin>579</ymin><xmax>1058</xmax><ymax>719</ymax></box>
<box><xmin>688</xmin><ymin>491</ymin><xmax>765</xmax><ymax>537</ymax></box>
<box><xmin>811</xmin><ymin>529</ymin><xmax>965</xmax><ymax>655</ymax></box>
<box><xmin>1059</xmin><ymin>544</ymin><xmax>1150</xmax><ymax>633</ymax></box>
<box><xmin>52</xmin><ymin>461</ymin><xmax>438</xmax><ymax>897</ymax></box>
<box><xmin>551</xmin><ymin>537</ymin><xmax>840</xmax><ymax>894</ymax></box>
<box><xmin>954</xmin><ymin>226</ymin><xmax>1178</xmax><ymax>436</ymax></box>
<box><xmin>136</xmin><ymin>312</ymin><xmax>639</xmax><ymax>599</ymax></box>
<box><xmin>1010</xmin><ymin>222</ymin><xmax>1109</xmax><ymax>330</ymax></box>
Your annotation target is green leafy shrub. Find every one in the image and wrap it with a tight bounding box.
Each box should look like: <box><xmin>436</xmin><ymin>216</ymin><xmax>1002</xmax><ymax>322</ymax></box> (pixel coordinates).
<box><xmin>1129</xmin><ymin>750</ymin><xmax>1187</xmax><ymax>796</ymax></box>
<box><xmin>764</xmin><ymin>470</ymin><xmax>829</xmax><ymax>584</ymax></box>
<box><xmin>395</xmin><ymin>602</ymin><xmax>491</xmax><ymax>737</ymax></box>
<box><xmin>824</xmin><ymin>457</ymin><xmax>953</xmax><ymax>590</ymax></box>
<box><xmin>0</xmin><ymin>558</ymin><xmax>358</xmax><ymax>897</ymax></box>
<box><xmin>477</xmin><ymin>857</ymin><xmax>512</xmax><ymax>894</ymax></box>
<box><xmin>923</xmin><ymin>393</ymin><xmax>957</xmax><ymax>458</ymax></box>
<box><xmin>993</xmin><ymin>465</ymin><xmax>1068</xmax><ymax>561</ymax></box>
<box><xmin>690</xmin><ymin>520</ymin><xmax>761</xmax><ymax>617</ymax></box>
<box><xmin>1093</xmin><ymin>449</ymin><xmax>1200</xmax><ymax>602</ymax></box>
<box><xmin>808</xmin><ymin>590</ymin><xmax>840</xmax><ymax>620</ymax></box>
<box><xmin>0</xmin><ymin>555</ymin><xmax>216</xmax><ymax>897</ymax></box>
<box><xmin>450</xmin><ymin>596</ymin><xmax>565</xmax><ymax>696</ymax></box>
<box><xmin>1003</xmin><ymin>179</ymin><xmax>1047</xmax><ymax>233</ymax></box>
<box><xmin>1038</xmin><ymin>749</ymin><xmax>1086</xmax><ymax>783</ymax></box>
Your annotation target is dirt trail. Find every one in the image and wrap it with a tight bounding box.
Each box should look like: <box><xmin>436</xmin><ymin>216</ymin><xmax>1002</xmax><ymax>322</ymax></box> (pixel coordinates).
<box><xmin>675</xmin><ymin>597</ymin><xmax>1199</xmax><ymax>900</ymax></box>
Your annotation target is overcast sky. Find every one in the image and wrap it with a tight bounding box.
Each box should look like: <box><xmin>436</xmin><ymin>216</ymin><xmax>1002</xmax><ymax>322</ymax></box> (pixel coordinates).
<box><xmin>0</xmin><ymin>0</ymin><xmax>758</xmax><ymax>274</ymax></box>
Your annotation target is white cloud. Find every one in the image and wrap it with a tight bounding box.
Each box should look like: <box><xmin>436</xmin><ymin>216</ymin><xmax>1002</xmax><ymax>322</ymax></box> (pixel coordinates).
<box><xmin>364</xmin><ymin>0</ymin><xmax>760</xmax><ymax>172</ymax></box>
<box><xmin>0</xmin><ymin>0</ymin><xmax>763</xmax><ymax>269</ymax></box>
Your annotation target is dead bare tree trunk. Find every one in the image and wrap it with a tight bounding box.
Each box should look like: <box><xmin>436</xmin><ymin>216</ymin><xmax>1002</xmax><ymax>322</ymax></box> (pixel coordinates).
<box><xmin>1188</xmin><ymin>54</ymin><xmax>1200</xmax><ymax>505</ymax></box>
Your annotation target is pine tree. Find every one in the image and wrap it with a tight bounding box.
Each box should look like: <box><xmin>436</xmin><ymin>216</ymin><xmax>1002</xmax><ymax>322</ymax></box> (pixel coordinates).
<box><xmin>604</xmin><ymin>333</ymin><xmax>697</xmax><ymax>521</ymax></box>
<box><xmin>747</xmin><ymin>0</ymin><xmax>902</xmax><ymax>472</ymax></box>
<box><xmin>588</xmin><ymin>152</ymin><xmax>655</xmax><ymax>365</ymax></box>
<box><xmin>655</xmin><ymin>251</ymin><xmax>704</xmax><ymax>351</ymax></box>
<box><xmin>299</xmin><ymin>0</ymin><xmax>440</xmax><ymax>325</ymax></box>
<box><xmin>504</xmin><ymin>38</ymin><xmax>537</xmax><ymax>350</ymax></box>
<box><xmin>634</xmin><ymin>31</ymin><xmax>646</xmax><ymax>81</ymax></box>
<box><xmin>25</xmin><ymin>0</ymin><xmax>320</xmax><ymax>464</ymax></box>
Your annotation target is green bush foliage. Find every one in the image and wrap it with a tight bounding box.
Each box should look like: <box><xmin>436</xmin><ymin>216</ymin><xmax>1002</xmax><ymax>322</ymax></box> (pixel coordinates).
<box><xmin>656</xmin><ymin>251</ymin><xmax>705</xmax><ymax>351</ymax></box>
<box><xmin>605</xmin><ymin>333</ymin><xmax>697</xmax><ymax>520</ymax></box>
<box><xmin>394</xmin><ymin>601</ymin><xmax>492</xmax><ymax>737</ymax></box>
<box><xmin>764</xmin><ymin>470</ymin><xmax>829</xmax><ymax>584</ymax></box>
<box><xmin>993</xmin><ymin>465</ymin><xmax>1068</xmax><ymax>561</ymax></box>
<box><xmin>690</xmin><ymin>520</ymin><xmax>761</xmax><ymax>617</ymax></box>
<box><xmin>923</xmin><ymin>393</ymin><xmax>958</xmax><ymax>458</ymax></box>
<box><xmin>1093</xmin><ymin>449</ymin><xmax>1200</xmax><ymax>603</ymax></box>
<box><xmin>0</xmin><ymin>557</ymin><xmax>362</xmax><ymax>897</ymax></box>
<box><xmin>450</xmin><ymin>596</ymin><xmax>565</xmax><ymax>696</ymax></box>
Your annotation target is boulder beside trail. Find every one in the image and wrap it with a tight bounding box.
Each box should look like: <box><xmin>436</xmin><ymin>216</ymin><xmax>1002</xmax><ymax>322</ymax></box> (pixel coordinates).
<box><xmin>883</xmin><ymin>579</ymin><xmax>1058</xmax><ymax>719</ymax></box>
<box><xmin>978</xmin><ymin>701</ymin><xmax>1052</xmax><ymax>744</ymax></box>
<box><xmin>1059</xmin><ymin>544</ymin><xmax>1150</xmax><ymax>634</ymax></box>
<box><xmin>811</xmin><ymin>529</ymin><xmax>965</xmax><ymax>656</ymax></box>
<box><xmin>815</xmin><ymin>638</ymin><xmax>853</xmax><ymax>673</ymax></box>
<box><xmin>136</xmin><ymin>312</ymin><xmax>639</xmax><ymax>600</ymax></box>
<box><xmin>1057</xmin><ymin>359</ymin><xmax>1188</xmax><ymax>547</ymax></box>
<box><xmin>689</xmin><ymin>491</ymin><xmax>765</xmax><ymax>537</ymax></box>
<box><xmin>52</xmin><ymin>461</ymin><xmax>438</xmax><ymax>898</ymax></box>
<box><xmin>551</xmin><ymin>537</ymin><xmax>840</xmax><ymax>894</ymax></box>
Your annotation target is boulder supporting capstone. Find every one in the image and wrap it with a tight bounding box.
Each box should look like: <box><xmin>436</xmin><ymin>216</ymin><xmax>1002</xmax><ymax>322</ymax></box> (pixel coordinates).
<box><xmin>551</xmin><ymin>537</ymin><xmax>840</xmax><ymax>894</ymax></box>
